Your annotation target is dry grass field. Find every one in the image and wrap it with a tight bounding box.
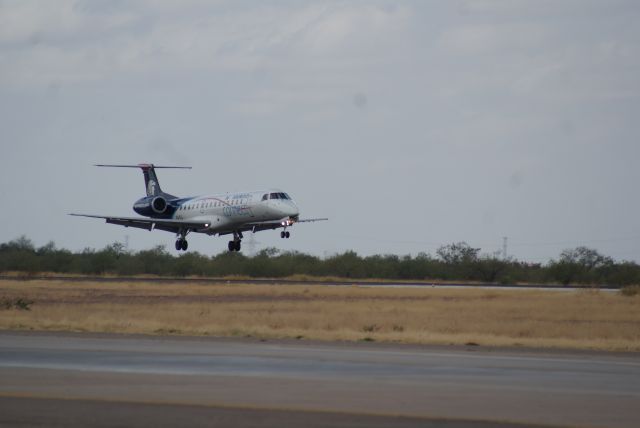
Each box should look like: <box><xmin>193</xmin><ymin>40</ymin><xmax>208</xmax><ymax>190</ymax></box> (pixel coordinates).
<box><xmin>1</xmin><ymin>279</ymin><xmax>639</xmax><ymax>351</ymax></box>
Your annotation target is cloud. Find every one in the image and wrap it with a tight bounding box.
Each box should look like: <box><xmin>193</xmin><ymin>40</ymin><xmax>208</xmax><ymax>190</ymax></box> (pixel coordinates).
<box><xmin>0</xmin><ymin>1</ymin><xmax>412</xmax><ymax>90</ymax></box>
<box><xmin>436</xmin><ymin>22</ymin><xmax>549</xmax><ymax>56</ymax></box>
<box><xmin>1</xmin><ymin>0</ymin><xmax>640</xmax><ymax>260</ymax></box>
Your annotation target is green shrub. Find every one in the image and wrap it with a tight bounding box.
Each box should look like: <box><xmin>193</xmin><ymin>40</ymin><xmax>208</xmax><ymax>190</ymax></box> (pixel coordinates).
<box><xmin>620</xmin><ymin>285</ymin><xmax>640</xmax><ymax>297</ymax></box>
<box><xmin>0</xmin><ymin>297</ymin><xmax>33</xmax><ymax>310</ymax></box>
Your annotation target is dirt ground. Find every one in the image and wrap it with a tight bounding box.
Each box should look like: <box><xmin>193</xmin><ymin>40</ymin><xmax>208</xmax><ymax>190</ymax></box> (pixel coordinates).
<box><xmin>1</xmin><ymin>279</ymin><xmax>639</xmax><ymax>351</ymax></box>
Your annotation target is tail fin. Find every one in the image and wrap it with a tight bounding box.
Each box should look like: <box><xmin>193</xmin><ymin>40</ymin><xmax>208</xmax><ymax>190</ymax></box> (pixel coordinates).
<box><xmin>95</xmin><ymin>164</ymin><xmax>191</xmax><ymax>197</ymax></box>
<box><xmin>140</xmin><ymin>164</ymin><xmax>162</xmax><ymax>197</ymax></box>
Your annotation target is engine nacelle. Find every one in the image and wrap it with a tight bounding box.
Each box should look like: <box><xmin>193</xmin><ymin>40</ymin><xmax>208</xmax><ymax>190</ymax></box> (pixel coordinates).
<box><xmin>133</xmin><ymin>196</ymin><xmax>172</xmax><ymax>217</ymax></box>
<box><xmin>151</xmin><ymin>196</ymin><xmax>168</xmax><ymax>214</ymax></box>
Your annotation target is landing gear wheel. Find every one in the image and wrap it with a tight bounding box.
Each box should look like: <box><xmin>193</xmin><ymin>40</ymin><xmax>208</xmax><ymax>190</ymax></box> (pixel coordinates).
<box><xmin>281</xmin><ymin>231</ymin><xmax>285</xmax><ymax>238</ymax></box>
<box><xmin>285</xmin><ymin>231</ymin><xmax>290</xmax><ymax>239</ymax></box>
<box><xmin>235</xmin><ymin>241</ymin><xmax>241</xmax><ymax>251</ymax></box>
<box><xmin>228</xmin><ymin>241</ymin><xmax>234</xmax><ymax>252</ymax></box>
<box><xmin>176</xmin><ymin>239</ymin><xmax>188</xmax><ymax>251</ymax></box>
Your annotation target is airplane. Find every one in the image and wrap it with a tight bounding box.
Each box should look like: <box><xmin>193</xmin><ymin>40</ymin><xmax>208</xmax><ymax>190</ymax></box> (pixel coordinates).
<box><xmin>70</xmin><ymin>164</ymin><xmax>327</xmax><ymax>252</ymax></box>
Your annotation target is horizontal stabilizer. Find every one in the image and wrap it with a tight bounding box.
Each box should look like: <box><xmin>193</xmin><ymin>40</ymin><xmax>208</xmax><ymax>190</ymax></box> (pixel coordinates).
<box><xmin>95</xmin><ymin>164</ymin><xmax>191</xmax><ymax>169</ymax></box>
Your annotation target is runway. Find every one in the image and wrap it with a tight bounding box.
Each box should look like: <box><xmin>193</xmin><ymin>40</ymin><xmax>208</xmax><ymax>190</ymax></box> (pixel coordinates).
<box><xmin>0</xmin><ymin>274</ymin><xmax>617</xmax><ymax>290</ymax></box>
<box><xmin>1</xmin><ymin>332</ymin><xmax>639</xmax><ymax>427</ymax></box>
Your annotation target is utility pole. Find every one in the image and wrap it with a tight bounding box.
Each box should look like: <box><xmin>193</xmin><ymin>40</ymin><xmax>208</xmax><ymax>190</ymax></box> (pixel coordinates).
<box><xmin>502</xmin><ymin>236</ymin><xmax>508</xmax><ymax>260</ymax></box>
<box><xmin>246</xmin><ymin>233</ymin><xmax>260</xmax><ymax>256</ymax></box>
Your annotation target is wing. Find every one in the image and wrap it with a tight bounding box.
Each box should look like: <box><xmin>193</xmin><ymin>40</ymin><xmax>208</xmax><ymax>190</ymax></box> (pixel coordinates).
<box><xmin>69</xmin><ymin>214</ymin><xmax>210</xmax><ymax>233</ymax></box>
<box><xmin>295</xmin><ymin>218</ymin><xmax>329</xmax><ymax>223</ymax></box>
<box><xmin>234</xmin><ymin>217</ymin><xmax>329</xmax><ymax>234</ymax></box>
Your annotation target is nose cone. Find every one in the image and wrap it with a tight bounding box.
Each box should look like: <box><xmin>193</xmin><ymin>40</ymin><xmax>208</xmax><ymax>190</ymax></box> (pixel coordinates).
<box><xmin>282</xmin><ymin>201</ymin><xmax>299</xmax><ymax>218</ymax></box>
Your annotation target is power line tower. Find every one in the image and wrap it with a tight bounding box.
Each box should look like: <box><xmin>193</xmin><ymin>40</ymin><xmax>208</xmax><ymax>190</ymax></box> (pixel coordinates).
<box><xmin>502</xmin><ymin>236</ymin><xmax>508</xmax><ymax>260</ymax></box>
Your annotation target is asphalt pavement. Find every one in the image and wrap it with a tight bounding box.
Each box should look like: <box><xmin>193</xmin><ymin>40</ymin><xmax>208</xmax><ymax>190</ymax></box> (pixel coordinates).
<box><xmin>0</xmin><ymin>332</ymin><xmax>638</xmax><ymax>427</ymax></box>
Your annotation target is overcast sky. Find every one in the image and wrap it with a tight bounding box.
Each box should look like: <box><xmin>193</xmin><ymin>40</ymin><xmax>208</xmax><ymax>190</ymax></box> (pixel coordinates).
<box><xmin>1</xmin><ymin>0</ymin><xmax>639</xmax><ymax>262</ymax></box>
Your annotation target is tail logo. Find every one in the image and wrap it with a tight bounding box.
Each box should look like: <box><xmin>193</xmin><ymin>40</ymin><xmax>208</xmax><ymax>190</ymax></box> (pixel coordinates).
<box><xmin>147</xmin><ymin>180</ymin><xmax>157</xmax><ymax>196</ymax></box>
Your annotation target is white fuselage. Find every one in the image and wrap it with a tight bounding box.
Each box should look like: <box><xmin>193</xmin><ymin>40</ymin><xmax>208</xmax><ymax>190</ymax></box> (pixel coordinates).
<box><xmin>72</xmin><ymin>164</ymin><xmax>325</xmax><ymax>253</ymax></box>
<box><xmin>171</xmin><ymin>189</ymin><xmax>299</xmax><ymax>234</ymax></box>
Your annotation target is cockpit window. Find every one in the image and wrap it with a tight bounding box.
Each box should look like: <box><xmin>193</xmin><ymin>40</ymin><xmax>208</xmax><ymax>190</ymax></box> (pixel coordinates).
<box><xmin>284</xmin><ymin>193</ymin><xmax>291</xmax><ymax>200</ymax></box>
<box><xmin>262</xmin><ymin>194</ymin><xmax>268</xmax><ymax>201</ymax></box>
<box><xmin>269</xmin><ymin>192</ymin><xmax>291</xmax><ymax>200</ymax></box>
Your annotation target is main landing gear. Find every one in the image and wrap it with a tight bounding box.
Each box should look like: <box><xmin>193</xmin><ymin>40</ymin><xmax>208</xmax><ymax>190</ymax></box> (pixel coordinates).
<box><xmin>280</xmin><ymin>231</ymin><xmax>290</xmax><ymax>239</ymax></box>
<box><xmin>175</xmin><ymin>238</ymin><xmax>188</xmax><ymax>251</ymax></box>
<box><xmin>175</xmin><ymin>229</ymin><xmax>189</xmax><ymax>251</ymax></box>
<box><xmin>228</xmin><ymin>231</ymin><xmax>243</xmax><ymax>252</ymax></box>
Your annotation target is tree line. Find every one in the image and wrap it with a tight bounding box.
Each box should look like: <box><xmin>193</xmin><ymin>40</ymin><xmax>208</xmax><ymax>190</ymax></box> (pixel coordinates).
<box><xmin>1</xmin><ymin>236</ymin><xmax>639</xmax><ymax>287</ymax></box>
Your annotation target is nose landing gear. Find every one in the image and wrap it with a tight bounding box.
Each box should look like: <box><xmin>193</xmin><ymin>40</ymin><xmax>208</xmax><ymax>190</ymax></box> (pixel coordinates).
<box><xmin>280</xmin><ymin>231</ymin><xmax>290</xmax><ymax>239</ymax></box>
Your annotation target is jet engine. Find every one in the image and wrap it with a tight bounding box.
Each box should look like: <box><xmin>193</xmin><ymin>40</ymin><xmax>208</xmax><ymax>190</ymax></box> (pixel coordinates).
<box><xmin>133</xmin><ymin>195</ymin><xmax>173</xmax><ymax>217</ymax></box>
<box><xmin>151</xmin><ymin>196</ymin><xmax>168</xmax><ymax>214</ymax></box>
